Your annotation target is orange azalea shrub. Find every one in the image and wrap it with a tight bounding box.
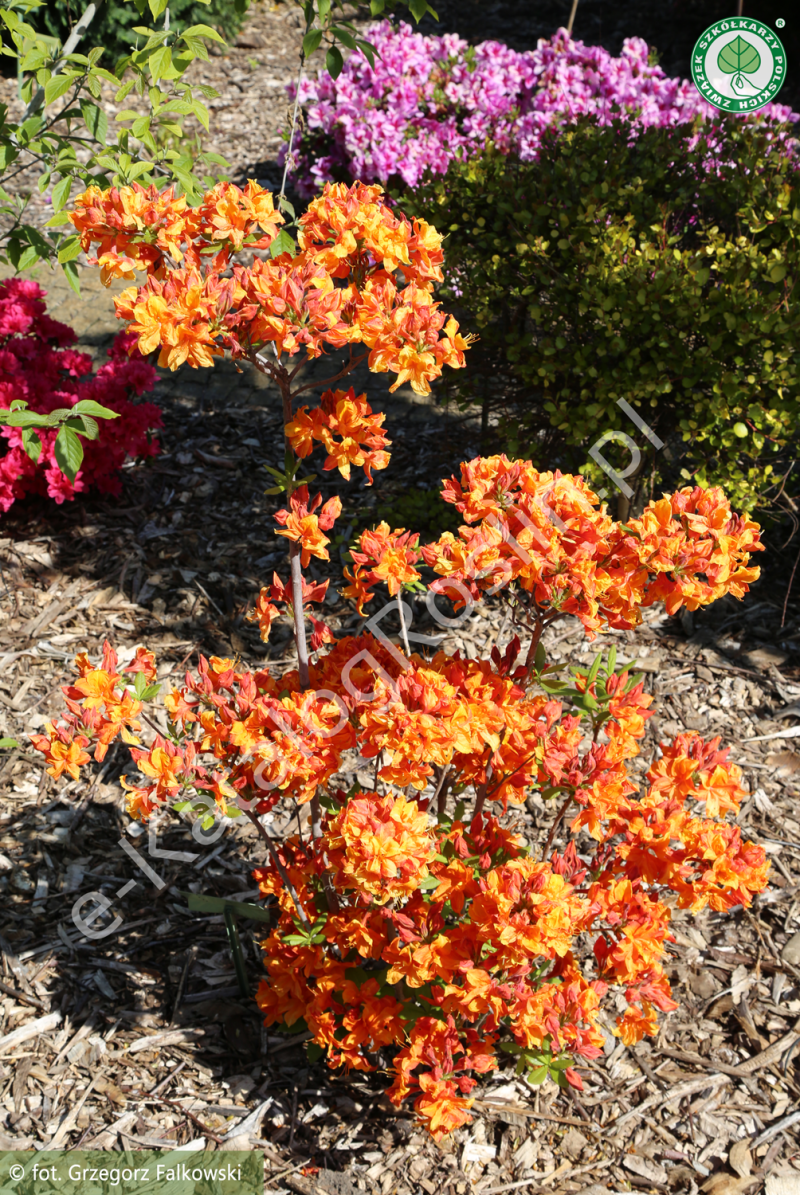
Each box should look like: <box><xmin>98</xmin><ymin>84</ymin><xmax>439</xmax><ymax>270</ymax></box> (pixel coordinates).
<box><xmin>28</xmin><ymin>178</ymin><xmax>770</xmax><ymax>1141</ymax></box>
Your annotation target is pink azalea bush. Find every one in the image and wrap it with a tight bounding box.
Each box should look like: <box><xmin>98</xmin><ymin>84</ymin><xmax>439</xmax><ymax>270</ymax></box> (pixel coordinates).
<box><xmin>0</xmin><ymin>279</ymin><xmax>160</xmax><ymax>512</ymax></box>
<box><xmin>288</xmin><ymin>23</ymin><xmax>798</xmax><ymax>194</ymax></box>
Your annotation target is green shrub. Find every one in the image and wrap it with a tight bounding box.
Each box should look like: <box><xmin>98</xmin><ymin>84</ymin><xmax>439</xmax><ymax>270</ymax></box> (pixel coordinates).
<box><xmin>369</xmin><ymin>486</ymin><xmax>461</xmax><ymax>539</ymax></box>
<box><xmin>401</xmin><ymin>118</ymin><xmax>800</xmax><ymax>513</ymax></box>
<box><xmin>32</xmin><ymin>0</ymin><xmax>247</xmax><ymax>65</ymax></box>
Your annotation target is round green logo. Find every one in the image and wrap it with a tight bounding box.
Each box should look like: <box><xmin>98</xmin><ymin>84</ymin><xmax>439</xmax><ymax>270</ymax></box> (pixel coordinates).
<box><xmin>691</xmin><ymin>19</ymin><xmax>787</xmax><ymax>112</ymax></box>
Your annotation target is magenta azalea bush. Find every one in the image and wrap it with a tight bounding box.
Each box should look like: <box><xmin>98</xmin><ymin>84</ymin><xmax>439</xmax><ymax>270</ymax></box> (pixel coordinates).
<box><xmin>288</xmin><ymin>23</ymin><xmax>797</xmax><ymax>194</ymax></box>
<box><xmin>0</xmin><ymin>279</ymin><xmax>161</xmax><ymax>512</ymax></box>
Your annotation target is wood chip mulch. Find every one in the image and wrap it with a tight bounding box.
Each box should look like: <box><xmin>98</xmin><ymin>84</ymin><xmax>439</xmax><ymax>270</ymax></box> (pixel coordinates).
<box><xmin>1</xmin><ymin>330</ymin><xmax>800</xmax><ymax>1193</ymax></box>
<box><xmin>1</xmin><ymin>3</ymin><xmax>800</xmax><ymax>1192</ymax></box>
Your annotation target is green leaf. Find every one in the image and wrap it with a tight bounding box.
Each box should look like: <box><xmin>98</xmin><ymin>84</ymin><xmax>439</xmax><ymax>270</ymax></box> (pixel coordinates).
<box><xmin>148</xmin><ymin>45</ymin><xmax>171</xmax><ymax>82</ymax></box>
<box><xmin>79</xmin><ymin>98</ymin><xmax>108</xmax><ymax>144</ymax></box>
<box><xmin>0</xmin><ymin>738</ymin><xmax>19</xmax><ymax>750</ymax></box>
<box><xmin>66</xmin><ymin>415</ymin><xmax>99</xmax><ymax>440</ymax></box>
<box><xmin>184</xmin><ymin>892</ymin><xmax>273</xmax><ymax>922</ymax></box>
<box><xmin>330</xmin><ymin>26</ymin><xmax>357</xmax><ymax>50</ymax></box>
<box><xmin>717</xmin><ymin>35</ymin><xmax>761</xmax><ymax>77</ymax></box>
<box><xmin>72</xmin><ymin>399</ymin><xmax>120</xmax><ymax>420</ymax></box>
<box><xmin>303</xmin><ymin>28</ymin><xmax>323</xmax><ymax>57</ymax></box>
<box><xmin>190</xmin><ymin>100</ymin><xmax>210</xmax><ymax>132</ymax></box>
<box><xmin>57</xmin><ymin>234</ymin><xmax>82</xmax><ymax>264</ymax></box>
<box><xmin>43</xmin><ymin>74</ymin><xmax>73</xmax><ymax>105</ymax></box>
<box><xmin>0</xmin><ymin>408</ymin><xmax>50</xmax><ymax>429</ymax></box>
<box><xmin>356</xmin><ymin>38</ymin><xmax>376</xmax><ymax>69</ymax></box>
<box><xmin>269</xmin><ymin>229</ymin><xmax>296</xmax><ymax>258</ymax></box>
<box><xmin>180</xmin><ymin>24</ymin><xmax>225</xmax><ymax>42</ymax></box>
<box><xmin>585</xmin><ymin>651</ymin><xmax>602</xmax><ymax>687</ymax></box>
<box><xmin>17</xmin><ymin>244</ymin><xmax>40</xmax><ymax>271</ymax></box>
<box><xmin>370</xmin><ymin>0</ymin><xmax>385</xmax><ymax>13</ymax></box>
<box><xmin>50</xmin><ymin>174</ymin><xmax>72</xmax><ymax>213</ymax></box>
<box><xmin>62</xmin><ymin>259</ymin><xmax>80</xmax><ymax>295</ymax></box>
<box><xmin>325</xmin><ymin>45</ymin><xmax>343</xmax><ymax>79</ymax></box>
<box><xmin>131</xmin><ymin>114</ymin><xmax>151</xmax><ymax>139</ymax></box>
<box><xmin>20</xmin><ymin>428</ymin><xmax>41</xmax><ymax>464</ymax></box>
<box><xmin>526</xmin><ymin>1064</ymin><xmax>549</xmax><ymax>1084</ymax></box>
<box><xmin>148</xmin><ymin>0</ymin><xmax>169</xmax><ymax>18</ymax></box>
<box><xmin>53</xmin><ymin>425</ymin><xmax>84</xmax><ymax>484</ymax></box>
<box><xmin>408</xmin><ymin>0</ymin><xmax>428</xmax><ymax>20</ymax></box>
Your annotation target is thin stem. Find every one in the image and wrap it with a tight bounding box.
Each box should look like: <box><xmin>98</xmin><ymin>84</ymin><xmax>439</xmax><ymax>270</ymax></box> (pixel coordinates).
<box><xmin>290</xmin><ymin>351</ymin><xmax>369</xmax><ymax>398</ymax></box>
<box><xmin>245</xmin><ymin>808</ymin><xmax>309</xmax><ymax>926</ymax></box>
<box><xmin>290</xmin><ymin>543</ymin><xmax>311</xmax><ymax>689</ymax></box>
<box><xmin>524</xmin><ymin>619</ymin><xmax>544</xmax><ymax>672</ymax></box>
<box><xmin>433</xmin><ymin>764</ymin><xmax>451</xmax><ymax>819</ymax></box>
<box><xmin>274</xmin><ymin>370</ymin><xmax>311</xmax><ymax>690</ymax></box>
<box><xmin>781</xmin><ymin>541</ymin><xmax>800</xmax><ymax>628</ymax></box>
<box><xmin>311</xmin><ymin>792</ymin><xmax>340</xmax><ymax>913</ymax></box>
<box><xmin>566</xmin><ymin>0</ymin><xmax>579</xmax><ymax>35</ymax></box>
<box><xmin>396</xmin><ymin>592</ymin><xmax>411</xmax><ymax>657</ymax></box>
<box><xmin>541</xmin><ymin>795</ymin><xmax>573</xmax><ymax>861</ymax></box>
<box><xmin>473</xmin><ymin>778</ymin><xmax>488</xmax><ymax>822</ymax></box>
<box><xmin>279</xmin><ymin>50</ymin><xmax>306</xmax><ymax>205</ymax></box>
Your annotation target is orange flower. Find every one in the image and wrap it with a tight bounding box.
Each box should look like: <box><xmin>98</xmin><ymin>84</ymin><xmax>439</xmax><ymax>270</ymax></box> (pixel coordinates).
<box><xmin>274</xmin><ymin>486</ymin><xmax>342</xmax><ymax>567</ymax></box>
<box><xmin>286</xmin><ymin>388</ymin><xmax>391</xmax><ymax>484</ymax></box>
<box><xmin>30</xmin><ymin>725</ymin><xmax>90</xmax><ymax>781</ymax></box>
<box><xmin>326</xmin><ymin>791</ymin><xmax>436</xmax><ymax>902</ymax></box>
<box><xmin>342</xmin><ymin>522</ymin><xmax>422</xmax><ymax>612</ymax></box>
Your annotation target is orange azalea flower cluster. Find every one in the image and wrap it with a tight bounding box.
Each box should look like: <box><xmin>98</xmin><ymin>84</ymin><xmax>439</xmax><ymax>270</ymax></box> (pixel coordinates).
<box><xmin>286</xmin><ymin>386</ymin><xmax>391</xmax><ymax>484</ymax></box>
<box><xmin>42</xmin><ymin>172</ymin><xmax>768</xmax><ymax>1144</ymax></box>
<box><xmin>69</xmin><ymin>179</ymin><xmax>472</xmax><ymax>390</ymax></box>
<box><xmin>343</xmin><ymin>522</ymin><xmax>423</xmax><ymax>612</ymax></box>
<box><xmin>424</xmin><ymin>455</ymin><xmax>762</xmax><ymax>636</ymax></box>
<box><xmin>31</xmin><ymin>451</ymin><xmax>769</xmax><ymax>1138</ymax></box>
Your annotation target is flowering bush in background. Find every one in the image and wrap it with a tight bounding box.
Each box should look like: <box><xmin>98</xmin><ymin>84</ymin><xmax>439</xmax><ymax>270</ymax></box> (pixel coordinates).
<box><xmin>28</xmin><ymin>178</ymin><xmax>770</xmax><ymax>1140</ymax></box>
<box><xmin>287</xmin><ymin>22</ymin><xmax>797</xmax><ymax>194</ymax></box>
<box><xmin>0</xmin><ymin>279</ymin><xmax>160</xmax><ymax>513</ymax></box>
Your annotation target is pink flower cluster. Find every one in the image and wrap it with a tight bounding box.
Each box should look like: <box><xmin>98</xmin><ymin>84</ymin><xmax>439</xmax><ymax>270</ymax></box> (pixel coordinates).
<box><xmin>0</xmin><ymin>279</ymin><xmax>161</xmax><ymax>513</ymax></box>
<box><xmin>289</xmin><ymin>23</ymin><xmax>798</xmax><ymax>194</ymax></box>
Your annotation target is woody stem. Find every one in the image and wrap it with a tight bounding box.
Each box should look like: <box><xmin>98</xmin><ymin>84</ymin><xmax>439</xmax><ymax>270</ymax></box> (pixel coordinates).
<box><xmin>277</xmin><ymin>371</ymin><xmax>310</xmax><ymax>691</ymax></box>
<box><xmin>396</xmin><ymin>591</ymin><xmax>411</xmax><ymax>657</ymax></box>
<box><xmin>290</xmin><ymin>543</ymin><xmax>310</xmax><ymax>689</ymax></box>
<box><xmin>523</xmin><ymin>614</ymin><xmax>545</xmax><ymax>675</ymax></box>
<box><xmin>433</xmin><ymin>764</ymin><xmax>451</xmax><ymax>819</ymax></box>
<box><xmin>541</xmin><ymin>795</ymin><xmax>573</xmax><ymax>861</ymax></box>
<box><xmin>245</xmin><ymin>808</ymin><xmax>309</xmax><ymax>926</ymax></box>
<box><xmin>473</xmin><ymin>776</ymin><xmax>489</xmax><ymax>822</ymax></box>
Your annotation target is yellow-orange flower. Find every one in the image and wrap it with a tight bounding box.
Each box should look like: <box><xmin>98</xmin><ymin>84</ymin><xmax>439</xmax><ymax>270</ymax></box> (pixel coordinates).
<box><xmin>326</xmin><ymin>791</ymin><xmax>436</xmax><ymax>902</ymax></box>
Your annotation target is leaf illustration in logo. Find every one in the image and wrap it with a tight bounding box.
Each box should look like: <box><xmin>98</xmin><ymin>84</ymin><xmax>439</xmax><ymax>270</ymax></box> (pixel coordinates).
<box><xmin>717</xmin><ymin>35</ymin><xmax>761</xmax><ymax>91</ymax></box>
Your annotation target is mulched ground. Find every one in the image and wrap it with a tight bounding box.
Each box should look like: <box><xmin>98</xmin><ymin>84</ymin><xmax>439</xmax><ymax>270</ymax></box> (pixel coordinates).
<box><xmin>1</xmin><ymin>1</ymin><xmax>800</xmax><ymax>1192</ymax></box>
<box><xmin>1</xmin><ymin>294</ymin><xmax>800</xmax><ymax>1192</ymax></box>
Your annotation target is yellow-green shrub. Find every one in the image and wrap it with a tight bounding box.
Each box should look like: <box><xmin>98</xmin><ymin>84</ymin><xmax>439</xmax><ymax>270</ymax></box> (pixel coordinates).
<box><xmin>402</xmin><ymin>117</ymin><xmax>800</xmax><ymax>511</ymax></box>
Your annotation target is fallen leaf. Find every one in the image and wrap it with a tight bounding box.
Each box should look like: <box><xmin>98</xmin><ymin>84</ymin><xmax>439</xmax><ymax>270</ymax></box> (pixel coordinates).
<box><xmin>702</xmin><ymin>1175</ymin><xmax>754</xmax><ymax>1195</ymax></box>
<box><xmin>624</xmin><ymin>1155</ymin><xmax>668</xmax><ymax>1185</ymax></box>
<box><xmin>730</xmin><ymin>964</ymin><xmax>753</xmax><ymax>1003</ymax></box>
<box><xmin>729</xmin><ymin>1140</ymin><xmax>752</xmax><ymax>1179</ymax></box>
<box><xmin>765</xmin><ymin>750</ymin><xmax>800</xmax><ymax>775</ymax></box>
